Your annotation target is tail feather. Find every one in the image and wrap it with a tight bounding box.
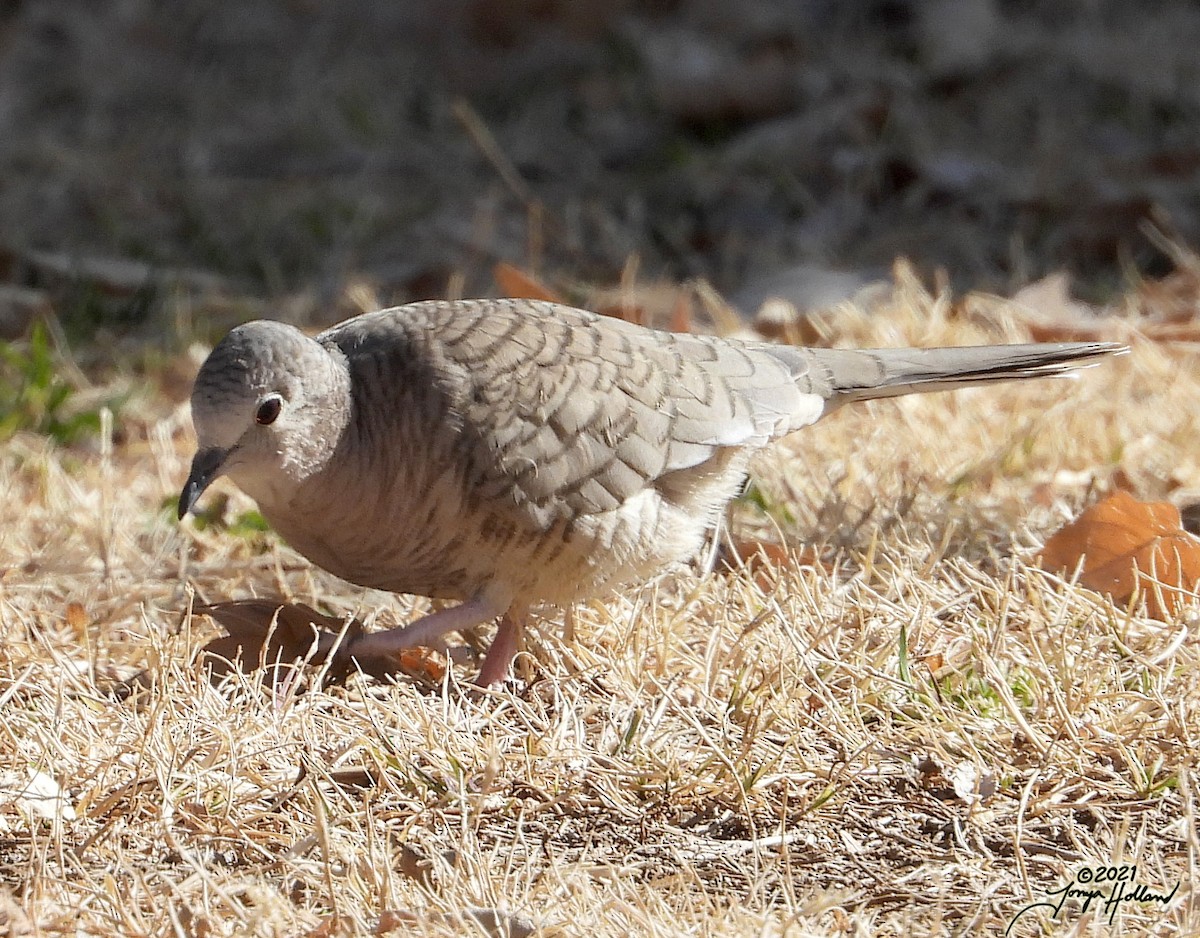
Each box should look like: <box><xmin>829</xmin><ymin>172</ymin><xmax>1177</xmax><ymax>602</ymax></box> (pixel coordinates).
<box><xmin>812</xmin><ymin>341</ymin><xmax>1126</xmax><ymax>406</ymax></box>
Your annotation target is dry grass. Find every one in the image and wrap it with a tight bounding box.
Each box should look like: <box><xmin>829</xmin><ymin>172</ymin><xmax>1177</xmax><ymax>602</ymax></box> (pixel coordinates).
<box><xmin>1</xmin><ymin>277</ymin><xmax>1198</xmax><ymax>937</ymax></box>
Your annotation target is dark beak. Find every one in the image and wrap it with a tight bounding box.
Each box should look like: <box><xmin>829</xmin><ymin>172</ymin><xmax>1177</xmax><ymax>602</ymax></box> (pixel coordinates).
<box><xmin>178</xmin><ymin>447</ymin><xmax>227</xmax><ymax>519</ymax></box>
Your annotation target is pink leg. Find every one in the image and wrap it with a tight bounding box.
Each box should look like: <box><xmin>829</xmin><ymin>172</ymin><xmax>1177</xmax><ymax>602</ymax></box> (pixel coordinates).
<box><xmin>346</xmin><ymin>597</ymin><xmax>503</xmax><ymax>660</ymax></box>
<box><xmin>476</xmin><ymin>609</ymin><xmax>527</xmax><ymax>687</ymax></box>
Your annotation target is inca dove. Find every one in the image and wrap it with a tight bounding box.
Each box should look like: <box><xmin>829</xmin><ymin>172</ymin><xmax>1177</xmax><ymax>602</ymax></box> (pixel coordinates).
<box><xmin>179</xmin><ymin>298</ymin><xmax>1123</xmax><ymax>684</ymax></box>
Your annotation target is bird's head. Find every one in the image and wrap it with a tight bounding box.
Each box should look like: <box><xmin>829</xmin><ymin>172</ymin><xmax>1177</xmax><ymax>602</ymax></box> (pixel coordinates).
<box><xmin>178</xmin><ymin>320</ymin><xmax>350</xmax><ymax>519</ymax></box>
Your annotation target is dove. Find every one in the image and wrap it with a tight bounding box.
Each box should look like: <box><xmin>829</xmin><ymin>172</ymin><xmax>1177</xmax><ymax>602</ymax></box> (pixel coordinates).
<box><xmin>179</xmin><ymin>298</ymin><xmax>1123</xmax><ymax>685</ymax></box>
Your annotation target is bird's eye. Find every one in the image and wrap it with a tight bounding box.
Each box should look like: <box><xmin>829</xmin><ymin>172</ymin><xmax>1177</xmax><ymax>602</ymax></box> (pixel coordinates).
<box><xmin>255</xmin><ymin>395</ymin><xmax>283</xmax><ymax>426</ymax></box>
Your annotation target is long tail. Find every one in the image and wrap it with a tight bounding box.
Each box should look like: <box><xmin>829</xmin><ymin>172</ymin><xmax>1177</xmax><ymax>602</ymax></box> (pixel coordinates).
<box><xmin>807</xmin><ymin>341</ymin><xmax>1126</xmax><ymax>407</ymax></box>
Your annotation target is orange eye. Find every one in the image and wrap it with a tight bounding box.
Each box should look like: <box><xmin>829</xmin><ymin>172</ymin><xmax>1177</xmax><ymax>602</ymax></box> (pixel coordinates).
<box><xmin>255</xmin><ymin>396</ymin><xmax>282</xmax><ymax>426</ymax></box>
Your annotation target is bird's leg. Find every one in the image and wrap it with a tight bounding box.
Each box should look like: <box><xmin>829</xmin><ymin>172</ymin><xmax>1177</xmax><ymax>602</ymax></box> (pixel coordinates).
<box><xmin>346</xmin><ymin>596</ymin><xmax>504</xmax><ymax>661</ymax></box>
<box><xmin>476</xmin><ymin>607</ymin><xmax>527</xmax><ymax>687</ymax></box>
<box><xmin>699</xmin><ymin>510</ymin><xmax>727</xmax><ymax>576</ymax></box>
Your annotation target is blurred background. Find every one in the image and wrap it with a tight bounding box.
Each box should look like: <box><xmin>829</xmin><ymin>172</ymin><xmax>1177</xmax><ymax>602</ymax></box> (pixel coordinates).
<box><xmin>0</xmin><ymin>0</ymin><xmax>1198</xmax><ymax>342</ymax></box>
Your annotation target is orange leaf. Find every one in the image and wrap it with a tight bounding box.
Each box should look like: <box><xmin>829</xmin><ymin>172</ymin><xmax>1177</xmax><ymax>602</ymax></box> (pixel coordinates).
<box><xmin>725</xmin><ymin>537</ymin><xmax>792</xmax><ymax>570</ymax></box>
<box><xmin>492</xmin><ymin>262</ymin><xmax>565</xmax><ymax>303</ymax></box>
<box><xmin>65</xmin><ymin>602</ymin><xmax>89</xmax><ymax>633</ymax></box>
<box><xmin>596</xmin><ymin>301</ymin><xmax>645</xmax><ymax>326</ymax></box>
<box><xmin>397</xmin><ymin>647</ymin><xmax>447</xmax><ymax>682</ymax></box>
<box><xmin>1039</xmin><ymin>491</ymin><xmax>1200</xmax><ymax>619</ymax></box>
<box><xmin>668</xmin><ymin>292</ymin><xmax>693</xmax><ymax>333</ymax></box>
<box><xmin>920</xmin><ymin>652</ymin><xmax>945</xmax><ymax>673</ymax></box>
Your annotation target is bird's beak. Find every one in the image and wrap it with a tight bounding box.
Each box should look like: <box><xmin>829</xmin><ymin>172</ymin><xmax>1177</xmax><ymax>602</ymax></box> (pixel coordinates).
<box><xmin>178</xmin><ymin>447</ymin><xmax>227</xmax><ymax>519</ymax></box>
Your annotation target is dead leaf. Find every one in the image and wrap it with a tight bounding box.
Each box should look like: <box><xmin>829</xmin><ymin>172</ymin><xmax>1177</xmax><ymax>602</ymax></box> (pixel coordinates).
<box><xmin>1009</xmin><ymin>265</ymin><xmax>1200</xmax><ymax>344</ymax></box>
<box><xmin>396</xmin><ymin>845</ymin><xmax>433</xmax><ymax>884</ymax></box>
<box><xmin>395</xmin><ymin>843</ymin><xmax>459</xmax><ymax>886</ymax></box>
<box><xmin>194</xmin><ymin>601</ymin><xmax>453</xmax><ymax>684</ymax></box>
<box><xmin>1039</xmin><ymin>490</ymin><xmax>1200</xmax><ymax>619</ymax></box>
<box><xmin>0</xmin><ymin>770</ymin><xmax>76</xmax><ymax>822</ymax></box>
<box><xmin>752</xmin><ymin>297</ymin><xmax>824</xmax><ymax>345</ymax></box>
<box><xmin>195</xmin><ymin>600</ymin><xmax>377</xmax><ymax>685</ymax></box>
<box><xmin>717</xmin><ymin>539</ymin><xmax>830</xmax><ymax>590</ymax></box>
<box><xmin>719</xmin><ymin>537</ymin><xmax>790</xmax><ymax>569</ymax></box>
<box><xmin>1131</xmin><ymin>263</ymin><xmax>1200</xmax><ymax>327</ymax></box>
<box><xmin>396</xmin><ymin>647</ymin><xmax>447</xmax><ymax>681</ymax></box>
<box><xmin>590</xmin><ymin>282</ymin><xmax>696</xmax><ymax>330</ymax></box>
<box><xmin>597</xmin><ymin>299</ymin><xmax>645</xmax><ymax>326</ymax></box>
<box><xmin>949</xmin><ymin>762</ymin><xmax>996</xmax><ymax>806</ymax></box>
<box><xmin>64</xmin><ymin>602</ymin><xmax>89</xmax><ymax>634</ymax></box>
<box><xmin>196</xmin><ymin>600</ymin><xmax>354</xmax><ymax>677</ymax></box>
<box><xmin>375</xmin><ymin>908</ymin><xmax>535</xmax><ymax>937</ymax></box>
<box><xmin>492</xmin><ymin>262</ymin><xmax>565</xmax><ymax>304</ymax></box>
<box><xmin>668</xmin><ymin>291</ymin><xmax>693</xmax><ymax>333</ymax></box>
<box><xmin>1110</xmin><ymin>467</ymin><xmax>1138</xmax><ymax>493</ymax></box>
<box><xmin>1009</xmin><ymin>271</ymin><xmax>1110</xmax><ymax>342</ymax></box>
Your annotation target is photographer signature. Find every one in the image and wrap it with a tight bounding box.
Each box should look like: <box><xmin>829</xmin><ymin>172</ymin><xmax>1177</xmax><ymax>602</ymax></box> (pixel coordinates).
<box><xmin>1006</xmin><ymin>865</ymin><xmax>1179</xmax><ymax>934</ymax></box>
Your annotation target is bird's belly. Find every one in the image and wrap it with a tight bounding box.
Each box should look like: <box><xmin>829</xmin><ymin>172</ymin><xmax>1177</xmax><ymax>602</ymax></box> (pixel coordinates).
<box><xmin>258</xmin><ymin>480</ymin><xmax>712</xmax><ymax>609</ymax></box>
<box><xmin>262</xmin><ymin>500</ymin><xmax>486</xmax><ymax>601</ymax></box>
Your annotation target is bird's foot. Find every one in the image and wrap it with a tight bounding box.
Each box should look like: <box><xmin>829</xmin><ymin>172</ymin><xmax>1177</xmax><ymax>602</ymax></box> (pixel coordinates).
<box><xmin>332</xmin><ymin>597</ymin><xmax>513</xmax><ymax>681</ymax></box>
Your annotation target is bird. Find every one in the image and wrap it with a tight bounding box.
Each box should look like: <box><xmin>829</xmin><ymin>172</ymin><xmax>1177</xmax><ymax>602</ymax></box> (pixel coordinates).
<box><xmin>178</xmin><ymin>298</ymin><xmax>1123</xmax><ymax>685</ymax></box>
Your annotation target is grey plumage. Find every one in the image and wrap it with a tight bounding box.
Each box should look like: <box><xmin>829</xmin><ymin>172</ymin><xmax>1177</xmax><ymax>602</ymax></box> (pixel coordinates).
<box><xmin>179</xmin><ymin>298</ymin><xmax>1124</xmax><ymax>684</ymax></box>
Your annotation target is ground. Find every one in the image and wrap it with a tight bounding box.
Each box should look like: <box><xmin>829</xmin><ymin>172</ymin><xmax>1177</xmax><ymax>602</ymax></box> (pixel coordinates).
<box><xmin>0</xmin><ymin>271</ymin><xmax>1195</xmax><ymax>936</ymax></box>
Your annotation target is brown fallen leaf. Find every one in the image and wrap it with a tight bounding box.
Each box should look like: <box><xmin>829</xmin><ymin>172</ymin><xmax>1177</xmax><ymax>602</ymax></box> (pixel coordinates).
<box><xmin>395</xmin><ymin>843</ymin><xmax>460</xmax><ymax>886</ymax></box>
<box><xmin>668</xmin><ymin>290</ymin><xmax>693</xmax><ymax>333</ymax></box>
<box><xmin>1008</xmin><ymin>265</ymin><xmax>1200</xmax><ymax>344</ymax></box>
<box><xmin>596</xmin><ymin>299</ymin><xmax>645</xmax><ymax>326</ymax></box>
<box><xmin>1130</xmin><ymin>261</ymin><xmax>1200</xmax><ymax>325</ymax></box>
<box><xmin>64</xmin><ymin>601</ymin><xmax>89</xmax><ymax>634</ymax></box>
<box><xmin>195</xmin><ymin>600</ymin><xmax>361</xmax><ymax>682</ymax></box>
<box><xmin>1008</xmin><ymin>271</ymin><xmax>1112</xmax><ymax>343</ymax></box>
<box><xmin>920</xmin><ymin>652</ymin><xmax>945</xmax><ymax>674</ymax></box>
<box><xmin>395</xmin><ymin>647</ymin><xmax>447</xmax><ymax>681</ymax></box>
<box><xmin>590</xmin><ymin>282</ymin><xmax>699</xmax><ymax>331</ymax></box>
<box><xmin>718</xmin><ymin>537</ymin><xmax>790</xmax><ymax>572</ymax></box>
<box><xmin>375</xmin><ymin>908</ymin><xmax>535</xmax><ymax>938</ymax></box>
<box><xmin>492</xmin><ymin>262</ymin><xmax>565</xmax><ymax>304</ymax></box>
<box><xmin>1039</xmin><ymin>490</ymin><xmax>1200</xmax><ymax>619</ymax></box>
<box><xmin>755</xmin><ymin>304</ymin><xmax>814</xmax><ymax>345</ymax></box>
<box><xmin>717</xmin><ymin>538</ymin><xmax>830</xmax><ymax>590</ymax></box>
<box><xmin>194</xmin><ymin>600</ymin><xmax>453</xmax><ymax>684</ymax></box>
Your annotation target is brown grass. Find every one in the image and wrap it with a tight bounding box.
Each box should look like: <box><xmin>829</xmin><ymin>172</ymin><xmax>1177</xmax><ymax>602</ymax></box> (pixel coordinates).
<box><xmin>0</xmin><ymin>275</ymin><xmax>1197</xmax><ymax>936</ymax></box>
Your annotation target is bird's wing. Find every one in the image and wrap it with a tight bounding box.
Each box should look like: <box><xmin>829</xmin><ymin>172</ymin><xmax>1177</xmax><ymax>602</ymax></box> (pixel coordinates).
<box><xmin>325</xmin><ymin>299</ymin><xmax>828</xmax><ymax>529</ymax></box>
